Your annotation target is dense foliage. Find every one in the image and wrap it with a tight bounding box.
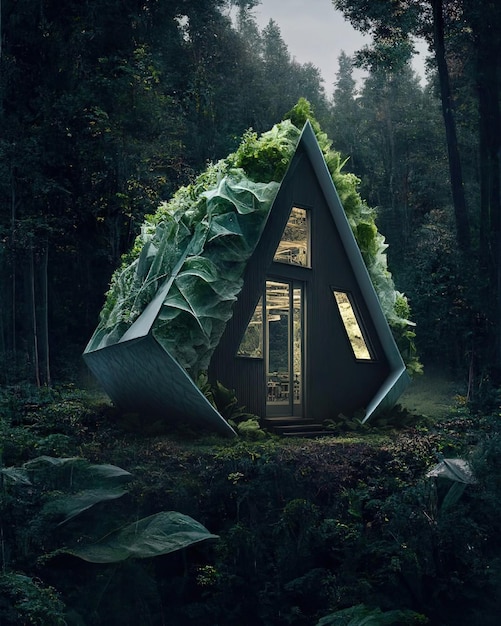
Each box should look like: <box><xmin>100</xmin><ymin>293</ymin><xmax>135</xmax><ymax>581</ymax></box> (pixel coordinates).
<box><xmin>1</xmin><ymin>384</ymin><xmax>501</xmax><ymax>624</ymax></box>
<box><xmin>0</xmin><ymin>0</ymin><xmax>328</xmax><ymax>387</ymax></box>
<box><xmin>0</xmin><ymin>0</ymin><xmax>497</xmax><ymax>391</ymax></box>
<box><xmin>1</xmin><ymin>2</ymin><xmax>500</xmax><ymax>622</ymax></box>
<box><xmin>331</xmin><ymin>0</ymin><xmax>501</xmax><ymax>389</ymax></box>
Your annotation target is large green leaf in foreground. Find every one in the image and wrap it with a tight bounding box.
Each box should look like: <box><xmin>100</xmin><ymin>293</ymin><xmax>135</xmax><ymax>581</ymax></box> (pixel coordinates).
<box><xmin>53</xmin><ymin>487</ymin><xmax>129</xmax><ymax>525</ymax></box>
<box><xmin>316</xmin><ymin>603</ymin><xmax>426</xmax><ymax>625</ymax></box>
<box><xmin>65</xmin><ymin>511</ymin><xmax>218</xmax><ymax>563</ymax></box>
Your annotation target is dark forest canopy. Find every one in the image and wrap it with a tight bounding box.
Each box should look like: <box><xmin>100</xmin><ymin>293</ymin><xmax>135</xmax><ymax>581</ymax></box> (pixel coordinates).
<box><xmin>0</xmin><ymin>0</ymin><xmax>499</xmax><ymax>399</ymax></box>
<box><xmin>332</xmin><ymin>0</ymin><xmax>501</xmax><ymax>384</ymax></box>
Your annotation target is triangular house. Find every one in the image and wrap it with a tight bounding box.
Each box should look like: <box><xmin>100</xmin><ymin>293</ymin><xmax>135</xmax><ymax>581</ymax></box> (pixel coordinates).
<box><xmin>84</xmin><ymin>121</ymin><xmax>409</xmax><ymax>436</ymax></box>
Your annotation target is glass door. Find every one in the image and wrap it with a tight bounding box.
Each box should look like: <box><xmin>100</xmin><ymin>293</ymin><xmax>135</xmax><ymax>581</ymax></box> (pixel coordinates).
<box><xmin>266</xmin><ymin>280</ymin><xmax>303</xmax><ymax>417</ymax></box>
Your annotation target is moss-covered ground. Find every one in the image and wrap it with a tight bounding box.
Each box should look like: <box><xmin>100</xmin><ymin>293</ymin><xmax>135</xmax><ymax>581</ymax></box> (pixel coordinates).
<box><xmin>399</xmin><ymin>367</ymin><xmax>465</xmax><ymax>419</ymax></box>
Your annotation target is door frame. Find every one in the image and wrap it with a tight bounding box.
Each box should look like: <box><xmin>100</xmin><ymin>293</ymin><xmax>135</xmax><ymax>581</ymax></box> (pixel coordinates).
<box><xmin>265</xmin><ymin>278</ymin><xmax>304</xmax><ymax>417</ymax></box>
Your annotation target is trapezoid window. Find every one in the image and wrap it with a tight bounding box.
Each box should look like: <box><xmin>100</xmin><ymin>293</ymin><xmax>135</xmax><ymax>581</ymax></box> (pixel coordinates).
<box><xmin>273</xmin><ymin>207</ymin><xmax>310</xmax><ymax>267</ymax></box>
<box><xmin>237</xmin><ymin>297</ymin><xmax>264</xmax><ymax>358</ymax></box>
<box><xmin>333</xmin><ymin>290</ymin><xmax>373</xmax><ymax>361</ymax></box>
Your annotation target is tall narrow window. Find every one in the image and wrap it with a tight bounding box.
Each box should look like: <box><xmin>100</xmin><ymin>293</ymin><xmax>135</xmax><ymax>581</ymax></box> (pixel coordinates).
<box><xmin>333</xmin><ymin>290</ymin><xmax>373</xmax><ymax>360</ymax></box>
<box><xmin>237</xmin><ymin>297</ymin><xmax>264</xmax><ymax>358</ymax></box>
<box><xmin>273</xmin><ymin>207</ymin><xmax>310</xmax><ymax>267</ymax></box>
<box><xmin>264</xmin><ymin>279</ymin><xmax>304</xmax><ymax>416</ymax></box>
<box><xmin>292</xmin><ymin>285</ymin><xmax>302</xmax><ymax>405</ymax></box>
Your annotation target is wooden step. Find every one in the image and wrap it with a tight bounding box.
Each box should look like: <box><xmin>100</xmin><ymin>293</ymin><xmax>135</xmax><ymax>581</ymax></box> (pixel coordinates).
<box><xmin>263</xmin><ymin>417</ymin><xmax>333</xmax><ymax>437</ymax></box>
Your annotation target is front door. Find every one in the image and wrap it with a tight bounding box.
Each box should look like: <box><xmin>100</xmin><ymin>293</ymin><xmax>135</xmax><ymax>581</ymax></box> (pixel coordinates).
<box><xmin>266</xmin><ymin>279</ymin><xmax>303</xmax><ymax>417</ymax></box>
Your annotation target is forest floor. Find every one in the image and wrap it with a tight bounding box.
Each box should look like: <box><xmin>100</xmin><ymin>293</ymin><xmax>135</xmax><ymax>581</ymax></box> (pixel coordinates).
<box><xmin>2</xmin><ymin>372</ymin><xmax>499</xmax><ymax>625</ymax></box>
<box><xmin>399</xmin><ymin>365</ymin><xmax>465</xmax><ymax>419</ymax></box>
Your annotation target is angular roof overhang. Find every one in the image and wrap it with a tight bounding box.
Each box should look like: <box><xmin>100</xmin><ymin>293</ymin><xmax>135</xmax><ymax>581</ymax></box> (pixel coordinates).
<box><xmin>297</xmin><ymin>121</ymin><xmax>409</xmax><ymax>421</ymax></box>
<box><xmin>83</xmin><ymin>267</ymin><xmax>237</xmax><ymax>437</ymax></box>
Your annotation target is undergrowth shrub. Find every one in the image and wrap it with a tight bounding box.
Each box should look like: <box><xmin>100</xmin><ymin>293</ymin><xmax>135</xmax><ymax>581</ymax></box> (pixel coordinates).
<box><xmin>1</xmin><ymin>385</ymin><xmax>501</xmax><ymax>624</ymax></box>
<box><xmin>0</xmin><ymin>572</ymin><xmax>66</xmax><ymax>626</ymax></box>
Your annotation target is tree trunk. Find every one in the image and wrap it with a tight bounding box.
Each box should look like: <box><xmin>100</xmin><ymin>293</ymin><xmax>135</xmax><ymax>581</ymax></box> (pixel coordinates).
<box><xmin>431</xmin><ymin>0</ymin><xmax>470</xmax><ymax>250</ymax></box>
<box><xmin>0</xmin><ymin>255</ymin><xmax>5</xmax><ymax>355</ymax></box>
<box><xmin>30</xmin><ymin>246</ymin><xmax>41</xmax><ymax>388</ymax></box>
<box><xmin>469</xmin><ymin>0</ymin><xmax>501</xmax><ymax>380</ymax></box>
<box><xmin>10</xmin><ymin>172</ymin><xmax>16</xmax><ymax>357</ymax></box>
<box><xmin>478</xmin><ymin>59</ymin><xmax>501</xmax><ymax>381</ymax></box>
<box><xmin>41</xmin><ymin>243</ymin><xmax>51</xmax><ymax>386</ymax></box>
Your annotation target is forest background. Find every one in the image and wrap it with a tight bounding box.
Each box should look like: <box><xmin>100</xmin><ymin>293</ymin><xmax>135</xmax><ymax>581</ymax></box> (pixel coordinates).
<box><xmin>1</xmin><ymin>2</ymin><xmax>501</xmax><ymax>625</ymax></box>
<box><xmin>0</xmin><ymin>0</ymin><xmax>500</xmax><ymax>393</ymax></box>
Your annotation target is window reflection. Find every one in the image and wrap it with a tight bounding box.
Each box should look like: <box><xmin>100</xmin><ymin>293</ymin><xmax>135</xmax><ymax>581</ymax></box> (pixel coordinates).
<box><xmin>266</xmin><ymin>281</ymin><xmax>303</xmax><ymax>410</ymax></box>
<box><xmin>292</xmin><ymin>286</ymin><xmax>302</xmax><ymax>405</ymax></box>
<box><xmin>273</xmin><ymin>207</ymin><xmax>310</xmax><ymax>267</ymax></box>
<box><xmin>333</xmin><ymin>291</ymin><xmax>373</xmax><ymax>360</ymax></box>
<box><xmin>267</xmin><ymin>282</ymin><xmax>290</xmax><ymax>381</ymax></box>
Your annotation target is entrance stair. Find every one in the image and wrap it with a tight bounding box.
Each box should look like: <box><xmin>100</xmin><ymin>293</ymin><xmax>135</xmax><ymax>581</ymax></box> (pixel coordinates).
<box><xmin>262</xmin><ymin>416</ymin><xmax>334</xmax><ymax>437</ymax></box>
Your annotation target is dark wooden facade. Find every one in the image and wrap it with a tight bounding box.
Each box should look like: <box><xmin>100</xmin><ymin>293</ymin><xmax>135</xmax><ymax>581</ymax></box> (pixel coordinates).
<box><xmin>209</xmin><ymin>123</ymin><xmax>407</xmax><ymax>423</ymax></box>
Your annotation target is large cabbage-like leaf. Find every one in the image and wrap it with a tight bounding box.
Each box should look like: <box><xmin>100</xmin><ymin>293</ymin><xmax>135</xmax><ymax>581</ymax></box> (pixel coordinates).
<box><xmin>0</xmin><ymin>467</ymin><xmax>31</xmax><ymax>485</ymax></box>
<box><xmin>203</xmin><ymin>172</ymin><xmax>279</xmax><ymax>216</ymax></box>
<box><xmin>23</xmin><ymin>456</ymin><xmax>82</xmax><ymax>468</ymax></box>
<box><xmin>23</xmin><ymin>456</ymin><xmax>131</xmax><ymax>480</ymax></box>
<box><xmin>65</xmin><ymin>511</ymin><xmax>218</xmax><ymax>563</ymax></box>
<box><xmin>51</xmin><ymin>487</ymin><xmax>128</xmax><ymax>525</ymax></box>
<box><xmin>86</xmin><ymin>463</ymin><xmax>132</xmax><ymax>483</ymax></box>
<box><xmin>175</xmin><ymin>256</ymin><xmax>219</xmax><ymax>283</ymax></box>
<box><xmin>426</xmin><ymin>458</ymin><xmax>476</xmax><ymax>484</ymax></box>
<box><xmin>207</xmin><ymin>212</ymin><xmax>244</xmax><ymax>241</ymax></box>
<box><xmin>317</xmin><ymin>603</ymin><xmax>425</xmax><ymax>625</ymax></box>
<box><xmin>20</xmin><ymin>457</ymin><xmax>132</xmax><ymax>493</ymax></box>
<box><xmin>86</xmin><ymin>161</ymin><xmax>279</xmax><ymax>377</ymax></box>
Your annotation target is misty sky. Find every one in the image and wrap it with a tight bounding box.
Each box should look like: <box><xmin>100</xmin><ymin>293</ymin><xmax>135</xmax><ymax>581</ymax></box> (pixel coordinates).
<box><xmin>250</xmin><ymin>0</ymin><xmax>427</xmax><ymax>92</ymax></box>
<box><xmin>252</xmin><ymin>0</ymin><xmax>370</xmax><ymax>92</ymax></box>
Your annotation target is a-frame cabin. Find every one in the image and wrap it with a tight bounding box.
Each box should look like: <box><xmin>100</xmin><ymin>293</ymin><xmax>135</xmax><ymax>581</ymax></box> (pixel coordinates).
<box><xmin>84</xmin><ymin>121</ymin><xmax>409</xmax><ymax>437</ymax></box>
<box><xmin>208</xmin><ymin>122</ymin><xmax>408</xmax><ymax>428</ymax></box>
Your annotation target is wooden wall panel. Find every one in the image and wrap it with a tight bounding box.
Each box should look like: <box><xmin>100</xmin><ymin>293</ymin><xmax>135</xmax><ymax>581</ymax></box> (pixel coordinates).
<box><xmin>210</xmin><ymin>143</ymin><xmax>392</xmax><ymax>423</ymax></box>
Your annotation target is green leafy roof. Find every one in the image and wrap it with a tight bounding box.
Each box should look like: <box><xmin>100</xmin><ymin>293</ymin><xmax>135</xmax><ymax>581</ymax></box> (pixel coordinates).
<box><xmin>87</xmin><ymin>99</ymin><xmax>420</xmax><ymax>376</ymax></box>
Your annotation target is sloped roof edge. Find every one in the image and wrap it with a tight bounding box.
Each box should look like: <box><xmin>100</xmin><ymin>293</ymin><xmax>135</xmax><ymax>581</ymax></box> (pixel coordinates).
<box><xmin>297</xmin><ymin>121</ymin><xmax>409</xmax><ymax>420</ymax></box>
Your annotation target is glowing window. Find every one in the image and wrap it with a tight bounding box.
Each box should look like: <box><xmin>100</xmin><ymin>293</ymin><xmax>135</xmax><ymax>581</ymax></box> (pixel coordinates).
<box><xmin>237</xmin><ymin>297</ymin><xmax>264</xmax><ymax>358</ymax></box>
<box><xmin>333</xmin><ymin>291</ymin><xmax>373</xmax><ymax>360</ymax></box>
<box><xmin>273</xmin><ymin>207</ymin><xmax>310</xmax><ymax>267</ymax></box>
